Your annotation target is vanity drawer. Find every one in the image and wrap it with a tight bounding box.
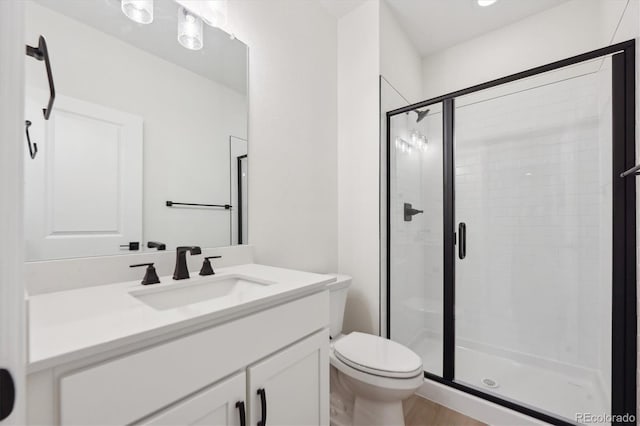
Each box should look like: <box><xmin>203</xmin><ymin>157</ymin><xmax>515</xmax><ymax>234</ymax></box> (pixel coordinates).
<box><xmin>59</xmin><ymin>291</ymin><xmax>328</xmax><ymax>425</ymax></box>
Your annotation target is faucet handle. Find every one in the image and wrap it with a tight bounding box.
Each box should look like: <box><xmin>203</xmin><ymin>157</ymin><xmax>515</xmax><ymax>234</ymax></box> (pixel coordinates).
<box><xmin>199</xmin><ymin>256</ymin><xmax>222</xmax><ymax>276</ymax></box>
<box><xmin>177</xmin><ymin>246</ymin><xmax>202</xmax><ymax>255</ymax></box>
<box><xmin>130</xmin><ymin>262</ymin><xmax>161</xmax><ymax>285</ymax></box>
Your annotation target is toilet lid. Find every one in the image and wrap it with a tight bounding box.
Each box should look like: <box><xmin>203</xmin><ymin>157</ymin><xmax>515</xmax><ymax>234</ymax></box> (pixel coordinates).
<box><xmin>333</xmin><ymin>332</ymin><xmax>423</xmax><ymax>379</ymax></box>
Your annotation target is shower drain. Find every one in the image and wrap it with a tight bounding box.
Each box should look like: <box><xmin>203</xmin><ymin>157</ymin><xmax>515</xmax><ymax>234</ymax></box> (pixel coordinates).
<box><xmin>481</xmin><ymin>378</ymin><xmax>499</xmax><ymax>389</ymax></box>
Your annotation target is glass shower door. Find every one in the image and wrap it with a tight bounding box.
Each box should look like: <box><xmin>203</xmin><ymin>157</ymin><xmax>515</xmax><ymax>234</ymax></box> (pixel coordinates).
<box><xmin>388</xmin><ymin>102</ymin><xmax>444</xmax><ymax>377</ymax></box>
<box><xmin>453</xmin><ymin>58</ymin><xmax>613</xmax><ymax>422</ymax></box>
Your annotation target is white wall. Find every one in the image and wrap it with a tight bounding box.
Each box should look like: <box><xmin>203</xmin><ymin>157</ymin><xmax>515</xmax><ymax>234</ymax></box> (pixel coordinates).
<box><xmin>24</xmin><ymin>1</ymin><xmax>247</xmax><ymax>253</ymax></box>
<box><xmin>225</xmin><ymin>0</ymin><xmax>338</xmax><ymax>274</ymax></box>
<box><xmin>379</xmin><ymin>0</ymin><xmax>422</xmax><ymax>104</ymax></box>
<box><xmin>0</xmin><ymin>1</ymin><xmax>26</xmax><ymax>423</ymax></box>
<box><xmin>338</xmin><ymin>1</ymin><xmax>381</xmax><ymax>334</ymax></box>
<box><xmin>421</xmin><ymin>0</ymin><xmax>633</xmax><ymax>99</ymax></box>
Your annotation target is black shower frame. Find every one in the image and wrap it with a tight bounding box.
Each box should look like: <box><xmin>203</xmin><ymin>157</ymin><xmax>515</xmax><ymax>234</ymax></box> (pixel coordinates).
<box><xmin>385</xmin><ymin>39</ymin><xmax>636</xmax><ymax>426</ymax></box>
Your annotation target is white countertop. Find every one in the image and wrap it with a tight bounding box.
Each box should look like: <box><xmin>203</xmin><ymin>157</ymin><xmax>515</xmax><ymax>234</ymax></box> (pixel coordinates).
<box><xmin>28</xmin><ymin>263</ymin><xmax>334</xmax><ymax>372</ymax></box>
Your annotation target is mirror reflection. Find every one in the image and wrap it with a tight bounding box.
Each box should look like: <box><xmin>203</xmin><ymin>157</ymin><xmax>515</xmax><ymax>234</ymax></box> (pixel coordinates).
<box><xmin>23</xmin><ymin>0</ymin><xmax>248</xmax><ymax>261</ymax></box>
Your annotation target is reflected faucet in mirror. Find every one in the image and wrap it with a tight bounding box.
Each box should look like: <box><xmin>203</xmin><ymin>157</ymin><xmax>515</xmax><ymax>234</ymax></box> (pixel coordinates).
<box><xmin>173</xmin><ymin>246</ymin><xmax>202</xmax><ymax>280</ymax></box>
<box><xmin>147</xmin><ymin>241</ymin><xmax>166</xmax><ymax>251</ymax></box>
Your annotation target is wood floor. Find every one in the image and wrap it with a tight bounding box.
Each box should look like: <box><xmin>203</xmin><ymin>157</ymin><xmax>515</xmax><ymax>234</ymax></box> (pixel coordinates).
<box><xmin>403</xmin><ymin>396</ymin><xmax>487</xmax><ymax>426</ymax></box>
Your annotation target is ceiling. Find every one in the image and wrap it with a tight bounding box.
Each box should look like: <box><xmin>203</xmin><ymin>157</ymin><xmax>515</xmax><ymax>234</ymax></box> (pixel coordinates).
<box><xmin>387</xmin><ymin>0</ymin><xmax>569</xmax><ymax>57</ymax></box>
<box><xmin>34</xmin><ymin>0</ymin><xmax>247</xmax><ymax>94</ymax></box>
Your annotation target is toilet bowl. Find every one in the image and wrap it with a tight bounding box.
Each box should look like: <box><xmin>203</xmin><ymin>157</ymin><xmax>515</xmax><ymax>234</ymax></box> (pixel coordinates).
<box><xmin>327</xmin><ymin>275</ymin><xmax>423</xmax><ymax>426</ymax></box>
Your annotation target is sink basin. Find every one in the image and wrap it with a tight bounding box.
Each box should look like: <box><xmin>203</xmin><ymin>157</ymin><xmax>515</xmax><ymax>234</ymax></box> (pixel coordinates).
<box><xmin>130</xmin><ymin>274</ymin><xmax>275</xmax><ymax>311</ymax></box>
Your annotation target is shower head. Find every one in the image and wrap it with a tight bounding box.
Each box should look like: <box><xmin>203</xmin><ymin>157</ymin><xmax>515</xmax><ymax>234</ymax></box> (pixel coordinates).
<box><xmin>415</xmin><ymin>109</ymin><xmax>430</xmax><ymax>123</ymax></box>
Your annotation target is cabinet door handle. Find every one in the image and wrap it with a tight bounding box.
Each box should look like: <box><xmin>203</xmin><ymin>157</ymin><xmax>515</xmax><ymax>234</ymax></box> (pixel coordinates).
<box><xmin>257</xmin><ymin>388</ymin><xmax>267</xmax><ymax>426</ymax></box>
<box><xmin>235</xmin><ymin>401</ymin><xmax>246</xmax><ymax>426</ymax></box>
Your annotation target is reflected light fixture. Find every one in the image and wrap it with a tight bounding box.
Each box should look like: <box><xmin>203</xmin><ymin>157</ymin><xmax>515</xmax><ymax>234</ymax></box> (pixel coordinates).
<box><xmin>175</xmin><ymin>1</ymin><xmax>228</xmax><ymax>29</ymax></box>
<box><xmin>178</xmin><ymin>6</ymin><xmax>204</xmax><ymax>50</ymax></box>
<box><xmin>121</xmin><ymin>0</ymin><xmax>154</xmax><ymax>24</ymax></box>
<box><xmin>477</xmin><ymin>0</ymin><xmax>498</xmax><ymax>6</ymax></box>
<box><xmin>410</xmin><ymin>130</ymin><xmax>428</xmax><ymax>152</ymax></box>
<box><xmin>208</xmin><ymin>0</ymin><xmax>228</xmax><ymax>28</ymax></box>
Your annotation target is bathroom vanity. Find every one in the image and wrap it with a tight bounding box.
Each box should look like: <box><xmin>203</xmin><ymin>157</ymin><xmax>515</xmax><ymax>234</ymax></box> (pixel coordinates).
<box><xmin>26</xmin><ymin>264</ymin><xmax>332</xmax><ymax>425</ymax></box>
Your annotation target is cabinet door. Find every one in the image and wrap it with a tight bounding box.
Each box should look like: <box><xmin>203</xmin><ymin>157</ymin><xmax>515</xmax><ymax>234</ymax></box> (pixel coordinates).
<box><xmin>141</xmin><ymin>372</ymin><xmax>246</xmax><ymax>426</ymax></box>
<box><xmin>248</xmin><ymin>329</ymin><xmax>329</xmax><ymax>426</ymax></box>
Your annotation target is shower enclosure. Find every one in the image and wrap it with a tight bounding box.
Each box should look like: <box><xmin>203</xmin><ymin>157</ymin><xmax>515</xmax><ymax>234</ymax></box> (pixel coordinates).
<box><xmin>386</xmin><ymin>41</ymin><xmax>636</xmax><ymax>425</ymax></box>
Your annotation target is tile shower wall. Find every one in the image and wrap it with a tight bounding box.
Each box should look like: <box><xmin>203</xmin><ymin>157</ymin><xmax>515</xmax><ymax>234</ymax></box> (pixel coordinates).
<box><xmin>453</xmin><ymin>68</ymin><xmax>611</xmax><ymax>374</ymax></box>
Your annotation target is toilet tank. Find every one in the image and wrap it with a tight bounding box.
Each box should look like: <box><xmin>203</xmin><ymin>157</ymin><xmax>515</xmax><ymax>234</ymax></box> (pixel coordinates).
<box><xmin>327</xmin><ymin>274</ymin><xmax>352</xmax><ymax>338</ymax></box>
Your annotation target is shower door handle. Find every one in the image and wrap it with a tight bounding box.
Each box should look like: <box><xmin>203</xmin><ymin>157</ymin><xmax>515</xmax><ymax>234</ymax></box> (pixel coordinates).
<box><xmin>458</xmin><ymin>222</ymin><xmax>466</xmax><ymax>259</ymax></box>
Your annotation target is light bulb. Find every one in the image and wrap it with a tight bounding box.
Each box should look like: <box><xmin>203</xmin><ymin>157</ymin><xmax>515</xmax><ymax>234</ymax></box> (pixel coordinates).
<box><xmin>477</xmin><ymin>0</ymin><xmax>498</xmax><ymax>6</ymax></box>
<box><xmin>178</xmin><ymin>6</ymin><xmax>204</xmax><ymax>50</ymax></box>
<box><xmin>121</xmin><ymin>0</ymin><xmax>153</xmax><ymax>24</ymax></box>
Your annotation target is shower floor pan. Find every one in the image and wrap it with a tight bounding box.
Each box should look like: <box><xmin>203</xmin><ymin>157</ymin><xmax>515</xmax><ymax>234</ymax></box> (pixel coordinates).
<box><xmin>412</xmin><ymin>333</ymin><xmax>609</xmax><ymax>424</ymax></box>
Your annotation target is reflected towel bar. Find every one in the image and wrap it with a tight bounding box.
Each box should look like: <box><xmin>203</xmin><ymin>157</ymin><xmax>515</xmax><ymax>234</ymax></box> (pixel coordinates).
<box><xmin>166</xmin><ymin>201</ymin><xmax>231</xmax><ymax>209</ymax></box>
<box><xmin>620</xmin><ymin>164</ymin><xmax>640</xmax><ymax>178</ymax></box>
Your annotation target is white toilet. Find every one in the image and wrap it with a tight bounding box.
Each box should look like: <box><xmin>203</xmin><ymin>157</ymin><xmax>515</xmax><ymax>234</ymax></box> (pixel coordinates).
<box><xmin>328</xmin><ymin>275</ymin><xmax>423</xmax><ymax>426</ymax></box>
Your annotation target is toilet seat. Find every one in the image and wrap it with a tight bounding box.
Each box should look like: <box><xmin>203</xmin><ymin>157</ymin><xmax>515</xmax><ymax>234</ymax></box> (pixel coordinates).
<box><xmin>330</xmin><ymin>350</ymin><xmax>424</xmax><ymax>392</ymax></box>
<box><xmin>333</xmin><ymin>332</ymin><xmax>423</xmax><ymax>379</ymax></box>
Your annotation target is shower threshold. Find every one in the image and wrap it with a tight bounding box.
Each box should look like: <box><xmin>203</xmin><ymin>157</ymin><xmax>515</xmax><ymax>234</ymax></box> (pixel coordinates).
<box><xmin>411</xmin><ymin>332</ymin><xmax>609</xmax><ymax>424</ymax></box>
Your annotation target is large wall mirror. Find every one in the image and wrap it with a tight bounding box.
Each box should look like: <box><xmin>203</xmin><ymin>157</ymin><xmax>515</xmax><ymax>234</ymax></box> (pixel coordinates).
<box><xmin>23</xmin><ymin>0</ymin><xmax>248</xmax><ymax>261</ymax></box>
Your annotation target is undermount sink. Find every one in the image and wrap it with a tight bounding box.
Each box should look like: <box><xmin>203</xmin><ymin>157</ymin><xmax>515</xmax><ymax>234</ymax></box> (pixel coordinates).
<box><xmin>129</xmin><ymin>274</ymin><xmax>275</xmax><ymax>311</ymax></box>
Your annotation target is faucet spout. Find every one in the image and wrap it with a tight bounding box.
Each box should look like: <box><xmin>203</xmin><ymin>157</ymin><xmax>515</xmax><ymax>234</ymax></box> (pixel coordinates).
<box><xmin>173</xmin><ymin>246</ymin><xmax>202</xmax><ymax>280</ymax></box>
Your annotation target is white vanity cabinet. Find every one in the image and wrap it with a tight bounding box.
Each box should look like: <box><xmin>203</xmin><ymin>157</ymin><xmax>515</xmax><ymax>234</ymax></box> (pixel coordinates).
<box><xmin>248</xmin><ymin>331</ymin><xmax>329</xmax><ymax>426</ymax></box>
<box><xmin>141</xmin><ymin>372</ymin><xmax>247</xmax><ymax>426</ymax></box>
<box><xmin>141</xmin><ymin>330</ymin><xmax>329</xmax><ymax>426</ymax></box>
<box><xmin>27</xmin><ymin>290</ymin><xmax>330</xmax><ymax>426</ymax></box>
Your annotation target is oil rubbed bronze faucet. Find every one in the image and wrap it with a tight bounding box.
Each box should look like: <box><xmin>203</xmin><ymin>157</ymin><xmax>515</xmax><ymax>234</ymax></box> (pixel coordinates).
<box><xmin>173</xmin><ymin>246</ymin><xmax>202</xmax><ymax>280</ymax></box>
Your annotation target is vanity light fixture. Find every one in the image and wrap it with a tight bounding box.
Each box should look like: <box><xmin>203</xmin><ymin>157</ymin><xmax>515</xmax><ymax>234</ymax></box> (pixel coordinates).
<box><xmin>121</xmin><ymin>0</ymin><xmax>154</xmax><ymax>24</ymax></box>
<box><xmin>178</xmin><ymin>6</ymin><xmax>204</xmax><ymax>50</ymax></box>
<box><xmin>477</xmin><ymin>0</ymin><xmax>498</xmax><ymax>6</ymax></box>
